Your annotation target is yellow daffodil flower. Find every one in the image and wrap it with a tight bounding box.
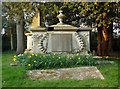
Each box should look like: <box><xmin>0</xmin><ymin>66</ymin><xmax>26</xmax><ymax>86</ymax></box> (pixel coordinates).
<box><xmin>70</xmin><ymin>57</ymin><xmax>72</xmax><ymax>60</ymax></box>
<box><xmin>28</xmin><ymin>64</ymin><xmax>31</xmax><ymax>66</ymax></box>
<box><xmin>58</xmin><ymin>57</ymin><xmax>61</xmax><ymax>59</ymax></box>
<box><xmin>34</xmin><ymin>60</ymin><xmax>36</xmax><ymax>63</ymax></box>
<box><xmin>20</xmin><ymin>54</ymin><xmax>22</xmax><ymax>56</ymax></box>
<box><xmin>77</xmin><ymin>53</ymin><xmax>79</xmax><ymax>56</ymax></box>
<box><xmin>78</xmin><ymin>57</ymin><xmax>80</xmax><ymax>59</ymax></box>
<box><xmin>106</xmin><ymin>56</ymin><xmax>109</xmax><ymax>58</ymax></box>
<box><xmin>13</xmin><ymin>58</ymin><xmax>16</xmax><ymax>61</ymax></box>
<box><xmin>28</xmin><ymin>56</ymin><xmax>31</xmax><ymax>58</ymax></box>
<box><xmin>40</xmin><ymin>56</ymin><xmax>41</xmax><ymax>58</ymax></box>
<box><xmin>52</xmin><ymin>56</ymin><xmax>54</xmax><ymax>58</ymax></box>
<box><xmin>14</xmin><ymin>55</ymin><xmax>16</xmax><ymax>58</ymax></box>
<box><xmin>32</xmin><ymin>54</ymin><xmax>34</xmax><ymax>56</ymax></box>
<box><xmin>36</xmin><ymin>54</ymin><xmax>38</xmax><ymax>56</ymax></box>
<box><xmin>43</xmin><ymin>55</ymin><xmax>45</xmax><ymax>57</ymax></box>
<box><xmin>54</xmin><ymin>53</ymin><xmax>56</xmax><ymax>55</ymax></box>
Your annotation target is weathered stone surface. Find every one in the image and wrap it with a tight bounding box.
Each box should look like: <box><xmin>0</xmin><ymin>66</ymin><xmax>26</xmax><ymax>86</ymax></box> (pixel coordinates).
<box><xmin>77</xmin><ymin>31</ymin><xmax>90</xmax><ymax>51</ymax></box>
<box><xmin>51</xmin><ymin>34</ymin><xmax>72</xmax><ymax>52</ymax></box>
<box><xmin>10</xmin><ymin>61</ymin><xmax>21</xmax><ymax>66</ymax></box>
<box><xmin>31</xmin><ymin>10</ymin><xmax>40</xmax><ymax>28</ymax></box>
<box><xmin>96</xmin><ymin>61</ymin><xmax>114</xmax><ymax>64</ymax></box>
<box><xmin>93</xmin><ymin>56</ymin><xmax>102</xmax><ymax>59</ymax></box>
<box><xmin>24</xmin><ymin>49</ymin><xmax>33</xmax><ymax>54</ymax></box>
<box><xmin>26</xmin><ymin>67</ymin><xmax>104</xmax><ymax>80</ymax></box>
<box><xmin>27</xmin><ymin>36</ymin><xmax>32</xmax><ymax>50</ymax></box>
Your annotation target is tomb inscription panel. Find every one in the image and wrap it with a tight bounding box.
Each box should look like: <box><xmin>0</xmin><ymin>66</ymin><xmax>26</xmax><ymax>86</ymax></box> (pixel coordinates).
<box><xmin>51</xmin><ymin>34</ymin><xmax>72</xmax><ymax>52</ymax></box>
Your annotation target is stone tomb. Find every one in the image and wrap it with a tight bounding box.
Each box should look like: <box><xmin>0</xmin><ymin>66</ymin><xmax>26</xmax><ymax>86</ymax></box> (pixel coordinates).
<box><xmin>25</xmin><ymin>10</ymin><xmax>92</xmax><ymax>54</ymax></box>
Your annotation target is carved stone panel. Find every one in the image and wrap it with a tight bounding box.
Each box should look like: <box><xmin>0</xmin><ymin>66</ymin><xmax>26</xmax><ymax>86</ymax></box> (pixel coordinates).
<box><xmin>51</xmin><ymin>34</ymin><xmax>72</xmax><ymax>52</ymax></box>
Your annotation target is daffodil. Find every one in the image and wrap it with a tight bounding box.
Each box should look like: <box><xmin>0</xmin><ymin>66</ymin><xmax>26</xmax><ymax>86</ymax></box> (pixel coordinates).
<box><xmin>58</xmin><ymin>57</ymin><xmax>61</xmax><ymax>59</ymax></box>
<box><xmin>14</xmin><ymin>55</ymin><xmax>16</xmax><ymax>58</ymax></box>
<box><xmin>20</xmin><ymin>54</ymin><xmax>22</xmax><ymax>56</ymax></box>
<box><xmin>77</xmin><ymin>53</ymin><xmax>79</xmax><ymax>56</ymax></box>
<box><xmin>54</xmin><ymin>53</ymin><xmax>56</xmax><ymax>55</ymax></box>
<box><xmin>34</xmin><ymin>60</ymin><xmax>36</xmax><ymax>63</ymax></box>
<box><xmin>70</xmin><ymin>57</ymin><xmax>72</xmax><ymax>60</ymax></box>
<box><xmin>28</xmin><ymin>56</ymin><xmax>31</xmax><ymax>58</ymax></box>
<box><xmin>13</xmin><ymin>58</ymin><xmax>16</xmax><ymax>61</ymax></box>
<box><xmin>43</xmin><ymin>55</ymin><xmax>45</xmax><ymax>57</ymax></box>
<box><xmin>28</xmin><ymin>64</ymin><xmax>31</xmax><ymax>66</ymax></box>
<box><xmin>78</xmin><ymin>57</ymin><xmax>80</xmax><ymax>59</ymax></box>
<box><xmin>36</xmin><ymin>54</ymin><xmax>38</xmax><ymax>56</ymax></box>
<box><xmin>106</xmin><ymin>56</ymin><xmax>109</xmax><ymax>58</ymax></box>
<box><xmin>40</xmin><ymin>56</ymin><xmax>41</xmax><ymax>58</ymax></box>
<box><xmin>52</xmin><ymin>56</ymin><xmax>54</xmax><ymax>58</ymax></box>
<box><xmin>32</xmin><ymin>54</ymin><xmax>34</xmax><ymax>56</ymax></box>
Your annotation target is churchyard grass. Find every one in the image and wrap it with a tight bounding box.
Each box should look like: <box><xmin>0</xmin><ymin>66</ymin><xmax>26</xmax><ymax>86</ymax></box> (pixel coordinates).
<box><xmin>2</xmin><ymin>51</ymin><xmax>119</xmax><ymax>87</ymax></box>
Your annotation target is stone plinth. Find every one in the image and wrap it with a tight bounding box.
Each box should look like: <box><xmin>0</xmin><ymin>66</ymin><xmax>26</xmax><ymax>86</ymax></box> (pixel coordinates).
<box><xmin>25</xmin><ymin>32</ymin><xmax>33</xmax><ymax>53</ymax></box>
<box><xmin>25</xmin><ymin>33</ymin><xmax>33</xmax><ymax>50</ymax></box>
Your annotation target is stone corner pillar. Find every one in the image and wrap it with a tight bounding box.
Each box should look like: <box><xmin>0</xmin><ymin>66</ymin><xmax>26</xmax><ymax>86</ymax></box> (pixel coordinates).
<box><xmin>24</xmin><ymin>32</ymin><xmax>33</xmax><ymax>54</ymax></box>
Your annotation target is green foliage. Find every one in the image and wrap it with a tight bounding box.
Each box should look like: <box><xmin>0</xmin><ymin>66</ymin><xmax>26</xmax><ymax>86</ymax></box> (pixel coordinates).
<box><xmin>15</xmin><ymin>53</ymin><xmax>97</xmax><ymax>70</ymax></box>
<box><xmin>2</xmin><ymin>2</ymin><xmax>36</xmax><ymax>23</ymax></box>
<box><xmin>2</xmin><ymin>2</ymin><xmax>120</xmax><ymax>27</ymax></box>
<box><xmin>79</xmin><ymin>2</ymin><xmax>120</xmax><ymax>27</ymax></box>
<box><xmin>47</xmin><ymin>2</ymin><xmax>120</xmax><ymax>28</ymax></box>
<box><xmin>2</xmin><ymin>17</ymin><xmax>8</xmax><ymax>29</ymax></box>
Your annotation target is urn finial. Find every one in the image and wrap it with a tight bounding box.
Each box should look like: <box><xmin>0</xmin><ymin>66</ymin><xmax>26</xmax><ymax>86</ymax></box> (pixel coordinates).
<box><xmin>57</xmin><ymin>10</ymin><xmax>65</xmax><ymax>24</ymax></box>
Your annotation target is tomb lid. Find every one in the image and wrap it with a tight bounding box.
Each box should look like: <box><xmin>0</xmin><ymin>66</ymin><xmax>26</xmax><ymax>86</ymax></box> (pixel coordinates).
<box><xmin>49</xmin><ymin>23</ymin><xmax>79</xmax><ymax>31</ymax></box>
<box><xmin>48</xmin><ymin>10</ymin><xmax>79</xmax><ymax>31</ymax></box>
<box><xmin>31</xmin><ymin>27</ymin><xmax>46</xmax><ymax>32</ymax></box>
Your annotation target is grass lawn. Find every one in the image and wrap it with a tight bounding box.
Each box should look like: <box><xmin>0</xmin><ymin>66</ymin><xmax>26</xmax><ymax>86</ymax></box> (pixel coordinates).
<box><xmin>2</xmin><ymin>51</ymin><xmax>119</xmax><ymax>87</ymax></box>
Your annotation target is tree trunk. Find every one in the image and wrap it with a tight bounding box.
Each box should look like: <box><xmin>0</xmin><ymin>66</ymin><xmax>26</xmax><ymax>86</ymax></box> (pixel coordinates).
<box><xmin>97</xmin><ymin>12</ymin><xmax>113</xmax><ymax>56</ymax></box>
<box><xmin>97</xmin><ymin>26</ymin><xmax>102</xmax><ymax>56</ymax></box>
<box><xmin>16</xmin><ymin>19</ymin><xmax>24</xmax><ymax>54</ymax></box>
<box><xmin>108</xmin><ymin>22</ymin><xmax>113</xmax><ymax>52</ymax></box>
<box><xmin>102</xmin><ymin>25</ymin><xmax>109</xmax><ymax>56</ymax></box>
<box><xmin>10</xmin><ymin>27</ymin><xmax>14</xmax><ymax>50</ymax></box>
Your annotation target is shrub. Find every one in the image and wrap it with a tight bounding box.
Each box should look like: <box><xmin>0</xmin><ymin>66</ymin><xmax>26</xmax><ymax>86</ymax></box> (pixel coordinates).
<box><xmin>13</xmin><ymin>53</ymin><xmax>97</xmax><ymax>70</ymax></box>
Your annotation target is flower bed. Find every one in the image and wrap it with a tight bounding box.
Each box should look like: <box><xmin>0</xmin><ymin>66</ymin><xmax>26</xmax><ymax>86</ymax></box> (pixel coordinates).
<box><xmin>13</xmin><ymin>53</ymin><xmax>97</xmax><ymax>70</ymax></box>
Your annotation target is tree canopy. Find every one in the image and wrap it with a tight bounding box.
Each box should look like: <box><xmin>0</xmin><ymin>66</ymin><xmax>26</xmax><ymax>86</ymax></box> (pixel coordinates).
<box><xmin>79</xmin><ymin>2</ymin><xmax>120</xmax><ymax>28</ymax></box>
